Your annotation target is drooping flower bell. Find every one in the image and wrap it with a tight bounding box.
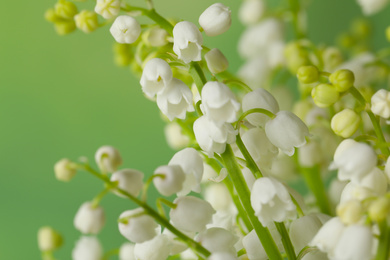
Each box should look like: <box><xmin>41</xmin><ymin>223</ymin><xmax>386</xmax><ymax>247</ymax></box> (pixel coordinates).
<box><xmin>118</xmin><ymin>208</ymin><xmax>158</xmax><ymax>243</ymax></box>
<box><xmin>140</xmin><ymin>58</ymin><xmax>173</xmax><ymax>98</ymax></box>
<box><xmin>72</xmin><ymin>236</ymin><xmax>103</xmax><ymax>260</ymax></box>
<box><xmin>198</xmin><ymin>3</ymin><xmax>231</xmax><ymax>36</ymax></box>
<box><xmin>74</xmin><ymin>202</ymin><xmax>105</xmax><ymax>235</ymax></box>
<box><xmin>95</xmin><ymin>145</ymin><xmax>122</xmax><ymax>173</ymax></box>
<box><xmin>173</xmin><ymin>21</ymin><xmax>203</xmax><ymax>63</ymax></box>
<box><xmin>110</xmin><ymin>169</ymin><xmax>144</xmax><ymax>198</ymax></box>
<box><xmin>153</xmin><ymin>165</ymin><xmax>186</xmax><ymax>197</ymax></box>
<box><xmin>110</xmin><ymin>15</ymin><xmax>141</xmax><ymax>44</ymax></box>
<box><xmin>371</xmin><ymin>89</ymin><xmax>390</xmax><ymax>118</ymax></box>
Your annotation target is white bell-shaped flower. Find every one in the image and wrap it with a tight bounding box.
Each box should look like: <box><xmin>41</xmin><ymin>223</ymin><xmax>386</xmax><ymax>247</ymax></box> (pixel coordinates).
<box><xmin>357</xmin><ymin>167</ymin><xmax>388</xmax><ymax>196</ymax></box>
<box><xmin>74</xmin><ymin>202</ymin><xmax>105</xmax><ymax>235</ymax></box>
<box><xmin>250</xmin><ymin>177</ymin><xmax>296</xmax><ymax>226</ymax></box>
<box><xmin>208</xmin><ymin>252</ymin><xmax>238</xmax><ymax>260</ymax></box>
<box><xmin>140</xmin><ymin>58</ymin><xmax>173</xmax><ymax>98</ymax></box>
<box><xmin>265</xmin><ymin>111</ymin><xmax>310</xmax><ymax>156</ymax></box>
<box><xmin>238</xmin><ymin>0</ymin><xmax>266</xmax><ymax>25</ymax></box>
<box><xmin>169</xmin><ymin>148</ymin><xmax>204</xmax><ymax>196</ymax></box>
<box><xmin>289</xmin><ymin>215</ymin><xmax>323</xmax><ymax>254</ymax></box>
<box><xmin>204</xmin><ymin>183</ymin><xmax>233</xmax><ymax>212</ymax></box>
<box><xmin>94</xmin><ymin>0</ymin><xmax>120</xmax><ymax>19</ymax></box>
<box><xmin>242</xmin><ymin>88</ymin><xmax>279</xmax><ymax>127</ymax></box>
<box><xmin>371</xmin><ymin>89</ymin><xmax>390</xmax><ymax>118</ymax></box>
<box><xmin>200</xmin><ymin>81</ymin><xmax>240</xmax><ymax>124</ymax></box>
<box><xmin>241</xmin><ymin>127</ymin><xmax>279</xmax><ymax>169</ymax></box>
<box><xmin>118</xmin><ymin>208</ymin><xmax>158</xmax><ymax>243</ymax></box>
<box><xmin>110</xmin><ymin>15</ymin><xmax>141</xmax><ymax>44</ymax></box>
<box><xmin>333</xmin><ymin>225</ymin><xmax>374</xmax><ymax>260</ymax></box>
<box><xmin>110</xmin><ymin>169</ymin><xmax>144</xmax><ymax>198</ymax></box>
<box><xmin>153</xmin><ymin>165</ymin><xmax>185</xmax><ymax>196</ymax></box>
<box><xmin>170</xmin><ymin>196</ymin><xmax>216</xmax><ymax>232</ymax></box>
<box><xmin>173</xmin><ymin>21</ymin><xmax>203</xmax><ymax>63</ymax></box>
<box><xmin>119</xmin><ymin>242</ymin><xmax>136</xmax><ymax>260</ymax></box>
<box><xmin>340</xmin><ymin>182</ymin><xmax>377</xmax><ymax>204</ymax></box>
<box><xmin>205</xmin><ymin>48</ymin><xmax>229</xmax><ymax>74</ymax></box>
<box><xmin>193</xmin><ymin>116</ymin><xmax>237</xmax><ymax>156</ymax></box>
<box><xmin>198</xmin><ymin>3</ymin><xmax>231</xmax><ymax>36</ymax></box>
<box><xmin>156</xmin><ymin>78</ymin><xmax>194</xmax><ymax>121</ymax></box>
<box><xmin>196</xmin><ymin>227</ymin><xmax>238</xmax><ymax>255</ymax></box>
<box><xmin>95</xmin><ymin>145</ymin><xmax>122</xmax><ymax>173</ymax></box>
<box><xmin>329</xmin><ymin>139</ymin><xmax>377</xmax><ymax>182</ymax></box>
<box><xmin>72</xmin><ymin>236</ymin><xmax>103</xmax><ymax>260</ymax></box>
<box><xmin>134</xmin><ymin>234</ymin><xmax>171</xmax><ymax>260</ymax></box>
<box><xmin>309</xmin><ymin>217</ymin><xmax>345</xmax><ymax>256</ymax></box>
<box><xmin>54</xmin><ymin>158</ymin><xmax>77</xmax><ymax>182</ymax></box>
<box><xmin>356</xmin><ymin>0</ymin><xmax>389</xmax><ymax>15</ymax></box>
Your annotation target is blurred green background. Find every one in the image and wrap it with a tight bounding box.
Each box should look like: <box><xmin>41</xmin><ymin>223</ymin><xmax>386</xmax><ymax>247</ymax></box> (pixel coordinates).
<box><xmin>0</xmin><ymin>0</ymin><xmax>389</xmax><ymax>259</ymax></box>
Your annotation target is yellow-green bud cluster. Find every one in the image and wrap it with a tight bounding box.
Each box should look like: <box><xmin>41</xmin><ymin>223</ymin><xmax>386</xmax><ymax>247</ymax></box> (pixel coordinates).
<box><xmin>329</xmin><ymin>69</ymin><xmax>355</xmax><ymax>92</ymax></box>
<box><xmin>74</xmin><ymin>10</ymin><xmax>99</xmax><ymax>33</ymax></box>
<box><xmin>45</xmin><ymin>0</ymin><xmax>78</xmax><ymax>35</ymax></box>
<box><xmin>311</xmin><ymin>83</ymin><xmax>339</xmax><ymax>108</ymax></box>
<box><xmin>297</xmin><ymin>66</ymin><xmax>319</xmax><ymax>84</ymax></box>
<box><xmin>331</xmin><ymin>109</ymin><xmax>361</xmax><ymax>138</ymax></box>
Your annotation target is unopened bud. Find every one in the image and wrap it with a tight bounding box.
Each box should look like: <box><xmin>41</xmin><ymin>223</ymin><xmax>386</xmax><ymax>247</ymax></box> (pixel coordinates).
<box><xmin>205</xmin><ymin>48</ymin><xmax>229</xmax><ymax>74</ymax></box>
<box><xmin>311</xmin><ymin>83</ymin><xmax>339</xmax><ymax>107</ymax></box>
<box><xmin>45</xmin><ymin>9</ymin><xmax>60</xmax><ymax>23</ymax></box>
<box><xmin>54</xmin><ymin>21</ymin><xmax>76</xmax><ymax>35</ymax></box>
<box><xmin>337</xmin><ymin>200</ymin><xmax>364</xmax><ymax>225</ymax></box>
<box><xmin>297</xmin><ymin>65</ymin><xmax>319</xmax><ymax>84</ymax></box>
<box><xmin>38</xmin><ymin>226</ymin><xmax>63</xmax><ymax>252</ymax></box>
<box><xmin>143</xmin><ymin>27</ymin><xmax>168</xmax><ymax>47</ymax></box>
<box><xmin>54</xmin><ymin>158</ymin><xmax>77</xmax><ymax>182</ymax></box>
<box><xmin>368</xmin><ymin>197</ymin><xmax>390</xmax><ymax>222</ymax></box>
<box><xmin>55</xmin><ymin>0</ymin><xmax>78</xmax><ymax>19</ymax></box>
<box><xmin>329</xmin><ymin>69</ymin><xmax>355</xmax><ymax>92</ymax></box>
<box><xmin>331</xmin><ymin>109</ymin><xmax>361</xmax><ymax>138</ymax></box>
<box><xmin>74</xmin><ymin>10</ymin><xmax>99</xmax><ymax>33</ymax></box>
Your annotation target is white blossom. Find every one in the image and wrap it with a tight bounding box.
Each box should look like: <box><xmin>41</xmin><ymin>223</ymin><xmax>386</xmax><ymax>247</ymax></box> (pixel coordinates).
<box><xmin>198</xmin><ymin>3</ymin><xmax>231</xmax><ymax>36</ymax></box>
<box><xmin>110</xmin><ymin>169</ymin><xmax>144</xmax><ymax>198</ymax></box>
<box><xmin>193</xmin><ymin>116</ymin><xmax>237</xmax><ymax>156</ymax></box>
<box><xmin>265</xmin><ymin>111</ymin><xmax>310</xmax><ymax>156</ymax></box>
<box><xmin>170</xmin><ymin>196</ymin><xmax>216</xmax><ymax>232</ymax></box>
<box><xmin>356</xmin><ymin>0</ymin><xmax>389</xmax><ymax>15</ymax></box>
<box><xmin>94</xmin><ymin>0</ymin><xmax>120</xmax><ymax>19</ymax></box>
<box><xmin>208</xmin><ymin>252</ymin><xmax>238</xmax><ymax>260</ymax></box>
<box><xmin>200</xmin><ymin>81</ymin><xmax>240</xmax><ymax>124</ymax></box>
<box><xmin>72</xmin><ymin>236</ymin><xmax>103</xmax><ymax>260</ymax></box>
<box><xmin>74</xmin><ymin>202</ymin><xmax>105</xmax><ymax>235</ymax></box>
<box><xmin>173</xmin><ymin>21</ymin><xmax>203</xmax><ymax>63</ymax></box>
<box><xmin>239</xmin><ymin>0</ymin><xmax>266</xmax><ymax>25</ymax></box>
<box><xmin>37</xmin><ymin>226</ymin><xmax>62</xmax><ymax>252</ymax></box>
<box><xmin>153</xmin><ymin>165</ymin><xmax>185</xmax><ymax>196</ymax></box>
<box><xmin>289</xmin><ymin>215</ymin><xmax>323</xmax><ymax>254</ymax></box>
<box><xmin>310</xmin><ymin>217</ymin><xmax>345</xmax><ymax>257</ymax></box>
<box><xmin>169</xmin><ymin>148</ymin><xmax>204</xmax><ymax>196</ymax></box>
<box><xmin>119</xmin><ymin>242</ymin><xmax>136</xmax><ymax>260</ymax></box>
<box><xmin>156</xmin><ymin>78</ymin><xmax>194</xmax><ymax>121</ymax></box>
<box><xmin>371</xmin><ymin>89</ymin><xmax>390</xmax><ymax>118</ymax></box>
<box><xmin>134</xmin><ymin>234</ymin><xmax>171</xmax><ymax>260</ymax></box>
<box><xmin>54</xmin><ymin>158</ymin><xmax>76</xmax><ymax>182</ymax></box>
<box><xmin>204</xmin><ymin>183</ymin><xmax>233</xmax><ymax>212</ymax></box>
<box><xmin>140</xmin><ymin>58</ymin><xmax>173</xmax><ymax>98</ymax></box>
<box><xmin>118</xmin><ymin>208</ymin><xmax>158</xmax><ymax>243</ymax></box>
<box><xmin>250</xmin><ymin>177</ymin><xmax>296</xmax><ymax>226</ymax></box>
<box><xmin>110</xmin><ymin>15</ymin><xmax>141</xmax><ymax>44</ymax></box>
<box><xmin>196</xmin><ymin>227</ymin><xmax>238</xmax><ymax>255</ymax></box>
<box><xmin>95</xmin><ymin>145</ymin><xmax>122</xmax><ymax>173</ymax></box>
<box><xmin>205</xmin><ymin>48</ymin><xmax>229</xmax><ymax>74</ymax></box>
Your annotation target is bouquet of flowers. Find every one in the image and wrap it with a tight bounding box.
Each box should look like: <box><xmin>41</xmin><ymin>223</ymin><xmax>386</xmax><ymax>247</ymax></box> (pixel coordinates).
<box><xmin>39</xmin><ymin>0</ymin><xmax>390</xmax><ymax>259</ymax></box>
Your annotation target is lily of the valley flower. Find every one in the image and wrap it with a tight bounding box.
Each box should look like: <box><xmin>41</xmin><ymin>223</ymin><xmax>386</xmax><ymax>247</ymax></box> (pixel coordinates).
<box><xmin>95</xmin><ymin>145</ymin><xmax>122</xmax><ymax>173</ymax></box>
<box><xmin>74</xmin><ymin>202</ymin><xmax>105</xmax><ymax>235</ymax></box>
<box><xmin>134</xmin><ymin>234</ymin><xmax>171</xmax><ymax>260</ymax></box>
<box><xmin>72</xmin><ymin>236</ymin><xmax>103</xmax><ymax>260</ymax></box>
<box><xmin>94</xmin><ymin>0</ymin><xmax>121</xmax><ymax>19</ymax></box>
<box><xmin>356</xmin><ymin>0</ymin><xmax>389</xmax><ymax>15</ymax></box>
<box><xmin>198</xmin><ymin>3</ymin><xmax>231</xmax><ymax>36</ymax></box>
<box><xmin>110</xmin><ymin>169</ymin><xmax>144</xmax><ymax>198</ymax></box>
<box><xmin>140</xmin><ymin>58</ymin><xmax>173</xmax><ymax>98</ymax></box>
<box><xmin>118</xmin><ymin>208</ymin><xmax>158</xmax><ymax>243</ymax></box>
<box><xmin>371</xmin><ymin>89</ymin><xmax>390</xmax><ymax>118</ymax></box>
<box><xmin>173</xmin><ymin>21</ymin><xmax>203</xmax><ymax>63</ymax></box>
<box><xmin>110</xmin><ymin>15</ymin><xmax>141</xmax><ymax>44</ymax></box>
<box><xmin>153</xmin><ymin>165</ymin><xmax>185</xmax><ymax>196</ymax></box>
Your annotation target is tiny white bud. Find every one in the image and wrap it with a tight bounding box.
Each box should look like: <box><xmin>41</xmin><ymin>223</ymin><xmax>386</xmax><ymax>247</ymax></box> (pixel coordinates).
<box><xmin>94</xmin><ymin>0</ymin><xmax>120</xmax><ymax>19</ymax></box>
<box><xmin>38</xmin><ymin>226</ymin><xmax>63</xmax><ymax>252</ymax></box>
<box><xmin>371</xmin><ymin>89</ymin><xmax>390</xmax><ymax>118</ymax></box>
<box><xmin>118</xmin><ymin>208</ymin><xmax>158</xmax><ymax>243</ymax></box>
<box><xmin>110</xmin><ymin>169</ymin><xmax>144</xmax><ymax>198</ymax></box>
<box><xmin>199</xmin><ymin>3</ymin><xmax>231</xmax><ymax>36</ymax></box>
<box><xmin>74</xmin><ymin>202</ymin><xmax>105</xmax><ymax>235</ymax></box>
<box><xmin>110</xmin><ymin>15</ymin><xmax>141</xmax><ymax>44</ymax></box>
<box><xmin>153</xmin><ymin>165</ymin><xmax>186</xmax><ymax>196</ymax></box>
<box><xmin>204</xmin><ymin>48</ymin><xmax>229</xmax><ymax>74</ymax></box>
<box><xmin>54</xmin><ymin>158</ymin><xmax>77</xmax><ymax>182</ymax></box>
<box><xmin>140</xmin><ymin>58</ymin><xmax>173</xmax><ymax>98</ymax></box>
<box><xmin>173</xmin><ymin>21</ymin><xmax>203</xmax><ymax>63</ymax></box>
<box><xmin>356</xmin><ymin>0</ymin><xmax>389</xmax><ymax>15</ymax></box>
<box><xmin>72</xmin><ymin>236</ymin><xmax>103</xmax><ymax>260</ymax></box>
<box><xmin>95</xmin><ymin>145</ymin><xmax>122</xmax><ymax>173</ymax></box>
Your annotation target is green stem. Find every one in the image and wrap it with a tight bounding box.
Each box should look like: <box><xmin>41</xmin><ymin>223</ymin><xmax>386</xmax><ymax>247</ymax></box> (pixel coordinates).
<box><xmin>300</xmin><ymin>166</ymin><xmax>332</xmax><ymax>215</ymax></box>
<box><xmin>223</xmin><ymin>79</ymin><xmax>252</xmax><ymax>93</ymax></box>
<box><xmin>141</xmin><ymin>174</ymin><xmax>165</xmax><ymax>202</ymax></box>
<box><xmin>189</xmin><ymin>62</ymin><xmax>207</xmax><ymax>93</ymax></box>
<box><xmin>235</xmin><ymin>134</ymin><xmax>263</xmax><ymax>179</ymax></box>
<box><xmin>102</xmin><ymin>248</ymin><xmax>119</xmax><ymax>260</ymax></box>
<box><xmin>275</xmin><ymin>222</ymin><xmax>296</xmax><ymax>260</ymax></box>
<box><xmin>221</xmin><ymin>146</ymin><xmax>283</xmax><ymax>260</ymax></box>
<box><xmin>235</xmin><ymin>108</ymin><xmax>276</xmax><ymax>129</ymax></box>
<box><xmin>288</xmin><ymin>0</ymin><xmax>304</xmax><ymax>39</ymax></box>
<box><xmin>80</xmin><ymin>164</ymin><xmax>211</xmax><ymax>258</ymax></box>
<box><xmin>375</xmin><ymin>220</ymin><xmax>390</xmax><ymax>260</ymax></box>
<box><xmin>91</xmin><ymin>186</ymin><xmax>112</xmax><ymax>208</ymax></box>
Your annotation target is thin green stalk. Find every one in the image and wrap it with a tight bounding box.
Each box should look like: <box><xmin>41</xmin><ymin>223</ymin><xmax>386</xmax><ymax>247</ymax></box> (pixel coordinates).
<box><xmin>375</xmin><ymin>220</ymin><xmax>390</xmax><ymax>260</ymax></box>
<box><xmin>102</xmin><ymin>248</ymin><xmax>119</xmax><ymax>260</ymax></box>
<box><xmin>288</xmin><ymin>0</ymin><xmax>304</xmax><ymax>39</ymax></box>
<box><xmin>300</xmin><ymin>166</ymin><xmax>332</xmax><ymax>215</ymax></box>
<box><xmin>141</xmin><ymin>174</ymin><xmax>165</xmax><ymax>201</ymax></box>
<box><xmin>189</xmin><ymin>62</ymin><xmax>207</xmax><ymax>93</ymax></box>
<box><xmin>221</xmin><ymin>146</ymin><xmax>283</xmax><ymax>260</ymax></box>
<box><xmin>79</xmin><ymin>164</ymin><xmax>211</xmax><ymax>258</ymax></box>
<box><xmin>275</xmin><ymin>222</ymin><xmax>296</xmax><ymax>260</ymax></box>
<box><xmin>235</xmin><ymin>108</ymin><xmax>276</xmax><ymax>129</ymax></box>
<box><xmin>223</xmin><ymin>79</ymin><xmax>252</xmax><ymax>93</ymax></box>
<box><xmin>235</xmin><ymin>134</ymin><xmax>263</xmax><ymax>179</ymax></box>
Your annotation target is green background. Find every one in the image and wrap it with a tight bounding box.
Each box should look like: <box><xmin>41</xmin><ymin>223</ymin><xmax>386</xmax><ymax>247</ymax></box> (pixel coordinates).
<box><xmin>0</xmin><ymin>0</ymin><xmax>389</xmax><ymax>259</ymax></box>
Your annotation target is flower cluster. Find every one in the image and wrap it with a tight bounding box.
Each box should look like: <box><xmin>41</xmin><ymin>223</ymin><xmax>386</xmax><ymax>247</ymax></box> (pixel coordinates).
<box><xmin>41</xmin><ymin>0</ymin><xmax>390</xmax><ymax>260</ymax></box>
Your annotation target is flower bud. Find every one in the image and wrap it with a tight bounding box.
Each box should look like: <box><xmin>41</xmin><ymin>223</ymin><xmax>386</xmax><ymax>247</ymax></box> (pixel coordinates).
<box><xmin>143</xmin><ymin>27</ymin><xmax>168</xmax><ymax>47</ymax></box>
<box><xmin>331</xmin><ymin>109</ymin><xmax>361</xmax><ymax>138</ymax></box>
<box><xmin>95</xmin><ymin>0</ymin><xmax>120</xmax><ymax>19</ymax></box>
<box><xmin>196</xmin><ymin>227</ymin><xmax>238</xmax><ymax>254</ymax></box>
<box><xmin>310</xmin><ymin>217</ymin><xmax>345</xmax><ymax>255</ymax></box>
<box><xmin>204</xmin><ymin>48</ymin><xmax>229</xmax><ymax>74</ymax></box>
<box><xmin>74</xmin><ymin>10</ymin><xmax>99</xmax><ymax>33</ymax></box>
<box><xmin>333</xmin><ymin>225</ymin><xmax>373</xmax><ymax>260</ymax></box>
<box><xmin>199</xmin><ymin>3</ymin><xmax>231</xmax><ymax>36</ymax></box>
<box><xmin>170</xmin><ymin>196</ymin><xmax>216</xmax><ymax>232</ymax></box>
<box><xmin>153</xmin><ymin>165</ymin><xmax>185</xmax><ymax>196</ymax></box>
<box><xmin>54</xmin><ymin>21</ymin><xmax>76</xmax><ymax>35</ymax></box>
<box><xmin>119</xmin><ymin>242</ymin><xmax>135</xmax><ymax>260</ymax></box>
<box><xmin>118</xmin><ymin>208</ymin><xmax>158</xmax><ymax>243</ymax></box>
<box><xmin>45</xmin><ymin>9</ymin><xmax>61</xmax><ymax>23</ymax></box>
<box><xmin>111</xmin><ymin>169</ymin><xmax>144</xmax><ymax>198</ymax></box>
<box><xmin>368</xmin><ymin>196</ymin><xmax>390</xmax><ymax>222</ymax></box>
<box><xmin>54</xmin><ymin>158</ymin><xmax>77</xmax><ymax>182</ymax></box>
<box><xmin>74</xmin><ymin>202</ymin><xmax>105</xmax><ymax>234</ymax></box>
<box><xmin>173</xmin><ymin>21</ymin><xmax>203</xmax><ymax>63</ymax></box>
<box><xmin>55</xmin><ymin>0</ymin><xmax>77</xmax><ymax>19</ymax></box>
<box><xmin>329</xmin><ymin>69</ymin><xmax>355</xmax><ymax>92</ymax></box>
<box><xmin>238</xmin><ymin>0</ymin><xmax>265</xmax><ymax>25</ymax></box>
<box><xmin>134</xmin><ymin>235</ymin><xmax>171</xmax><ymax>260</ymax></box>
<box><xmin>356</xmin><ymin>0</ymin><xmax>389</xmax><ymax>16</ymax></box>
<box><xmin>371</xmin><ymin>89</ymin><xmax>390</xmax><ymax>118</ymax></box>
<box><xmin>72</xmin><ymin>236</ymin><xmax>103</xmax><ymax>260</ymax></box>
<box><xmin>311</xmin><ymin>83</ymin><xmax>339</xmax><ymax>108</ymax></box>
<box><xmin>38</xmin><ymin>226</ymin><xmax>63</xmax><ymax>252</ymax></box>
<box><xmin>110</xmin><ymin>16</ymin><xmax>141</xmax><ymax>44</ymax></box>
<box><xmin>336</xmin><ymin>200</ymin><xmax>365</xmax><ymax>225</ymax></box>
<box><xmin>297</xmin><ymin>66</ymin><xmax>319</xmax><ymax>84</ymax></box>
<box><xmin>95</xmin><ymin>145</ymin><xmax>122</xmax><ymax>173</ymax></box>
